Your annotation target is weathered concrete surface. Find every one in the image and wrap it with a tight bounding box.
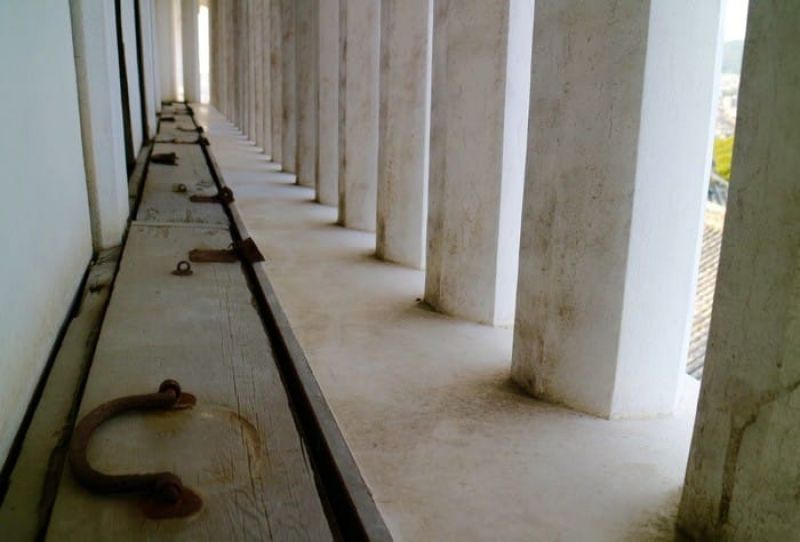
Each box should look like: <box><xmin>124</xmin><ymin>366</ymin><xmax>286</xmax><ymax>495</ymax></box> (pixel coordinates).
<box><xmin>0</xmin><ymin>1</ymin><xmax>93</xmax><ymax>466</ymax></box>
<box><xmin>270</xmin><ymin>0</ymin><xmax>283</xmax><ymax>164</ymax></box>
<box><xmin>511</xmin><ymin>0</ymin><xmax>722</xmax><ymax>418</ymax></box>
<box><xmin>198</xmin><ymin>103</ymin><xmax>702</xmax><ymax>542</ymax></box>
<box><xmin>678</xmin><ymin>4</ymin><xmax>800</xmax><ymax>540</ymax></box>
<box><xmin>425</xmin><ymin>0</ymin><xmax>533</xmax><ymax>325</ymax></box>
<box><xmin>296</xmin><ymin>0</ymin><xmax>317</xmax><ymax>188</ymax></box>
<box><xmin>280</xmin><ymin>0</ymin><xmax>297</xmax><ymax>173</ymax></box>
<box><xmin>316</xmin><ymin>0</ymin><xmax>339</xmax><ymax>206</ymax></box>
<box><xmin>181</xmin><ymin>0</ymin><xmax>201</xmax><ymax>103</ymax></box>
<box><xmin>338</xmin><ymin>0</ymin><xmax>380</xmax><ymax>231</ymax></box>
<box><xmin>376</xmin><ymin>0</ymin><xmax>432</xmax><ymax>270</ymax></box>
<box><xmin>260</xmin><ymin>0</ymin><xmax>273</xmax><ymax>157</ymax></box>
<box><xmin>70</xmin><ymin>0</ymin><xmax>130</xmax><ymax>250</ymax></box>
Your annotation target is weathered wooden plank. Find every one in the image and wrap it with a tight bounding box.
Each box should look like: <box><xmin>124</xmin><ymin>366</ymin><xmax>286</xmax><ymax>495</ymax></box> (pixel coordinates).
<box><xmin>137</xmin><ymin>143</ymin><xmax>228</xmax><ymax>226</ymax></box>
<box><xmin>201</xmin><ymin>133</ymin><xmax>392</xmax><ymax>541</ymax></box>
<box><xmin>45</xmin><ymin>224</ymin><xmax>332</xmax><ymax>541</ymax></box>
<box><xmin>0</xmin><ymin>248</ymin><xmax>119</xmax><ymax>542</ymax></box>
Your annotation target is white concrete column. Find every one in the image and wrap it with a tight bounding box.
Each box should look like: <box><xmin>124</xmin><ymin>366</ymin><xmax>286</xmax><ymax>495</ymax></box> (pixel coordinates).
<box><xmin>338</xmin><ymin>0</ymin><xmax>380</xmax><ymax>231</ymax></box>
<box><xmin>181</xmin><ymin>0</ymin><xmax>200</xmax><ymax>103</ymax></box>
<box><xmin>296</xmin><ymin>0</ymin><xmax>317</xmax><ymax>188</ymax></box>
<box><xmin>224</xmin><ymin>0</ymin><xmax>236</xmax><ymax>118</ymax></box>
<box><xmin>138</xmin><ymin>0</ymin><xmax>159</xmax><ymax>138</ymax></box>
<box><xmin>270</xmin><ymin>0</ymin><xmax>283</xmax><ymax>164</ymax></box>
<box><xmin>69</xmin><ymin>0</ymin><xmax>129</xmax><ymax>250</ymax></box>
<box><xmin>510</xmin><ymin>0</ymin><xmax>722</xmax><ymax>418</ymax></box>
<box><xmin>280</xmin><ymin>0</ymin><xmax>297</xmax><ymax>173</ymax></box>
<box><xmin>252</xmin><ymin>0</ymin><xmax>265</xmax><ymax>149</ymax></box>
<box><xmin>260</xmin><ymin>0</ymin><xmax>273</xmax><ymax>157</ymax></box>
<box><xmin>246</xmin><ymin>0</ymin><xmax>257</xmax><ymax>140</ymax></box>
<box><xmin>376</xmin><ymin>0</ymin><xmax>432</xmax><ymax>269</ymax></box>
<box><xmin>121</xmin><ymin>0</ymin><xmax>144</xmax><ymax>155</ymax></box>
<box><xmin>678</xmin><ymin>4</ymin><xmax>800</xmax><ymax>540</ymax></box>
<box><xmin>316</xmin><ymin>0</ymin><xmax>338</xmax><ymax>206</ymax></box>
<box><xmin>155</xmin><ymin>0</ymin><xmax>178</xmax><ymax>102</ymax></box>
<box><xmin>424</xmin><ymin>0</ymin><xmax>532</xmax><ymax>325</ymax></box>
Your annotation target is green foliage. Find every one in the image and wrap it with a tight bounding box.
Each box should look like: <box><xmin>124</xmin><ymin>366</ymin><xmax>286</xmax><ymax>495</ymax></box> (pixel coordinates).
<box><xmin>713</xmin><ymin>137</ymin><xmax>734</xmax><ymax>181</ymax></box>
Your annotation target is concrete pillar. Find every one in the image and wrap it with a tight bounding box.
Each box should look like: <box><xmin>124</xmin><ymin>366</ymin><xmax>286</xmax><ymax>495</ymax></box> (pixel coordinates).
<box><xmin>296</xmin><ymin>0</ymin><xmax>317</xmax><ymax>188</ymax></box>
<box><xmin>678</xmin><ymin>4</ymin><xmax>800</xmax><ymax>540</ymax></box>
<box><xmin>155</xmin><ymin>0</ymin><xmax>178</xmax><ymax>102</ymax></box>
<box><xmin>181</xmin><ymin>0</ymin><xmax>200</xmax><ymax>103</ymax></box>
<box><xmin>224</xmin><ymin>0</ymin><xmax>236</xmax><ymax>118</ymax></box>
<box><xmin>69</xmin><ymin>0</ymin><xmax>129</xmax><ymax>250</ymax></box>
<box><xmin>315</xmin><ymin>0</ymin><xmax>338</xmax><ymax>206</ymax></box>
<box><xmin>121</xmin><ymin>0</ymin><xmax>144</xmax><ymax>155</ymax></box>
<box><xmin>246</xmin><ymin>0</ymin><xmax>257</xmax><ymax>140</ymax></box>
<box><xmin>338</xmin><ymin>0</ymin><xmax>380</xmax><ymax>231</ymax></box>
<box><xmin>252</xmin><ymin>0</ymin><xmax>265</xmax><ymax>149</ymax></box>
<box><xmin>376</xmin><ymin>0</ymin><xmax>432</xmax><ymax>269</ymax></box>
<box><xmin>510</xmin><ymin>0</ymin><xmax>722</xmax><ymax>418</ymax></box>
<box><xmin>270</xmin><ymin>0</ymin><xmax>283</xmax><ymax>164</ymax></box>
<box><xmin>260</xmin><ymin>0</ymin><xmax>273</xmax><ymax>157</ymax></box>
<box><xmin>138</xmin><ymin>0</ymin><xmax>159</xmax><ymax>138</ymax></box>
<box><xmin>424</xmin><ymin>0</ymin><xmax>532</xmax><ymax>325</ymax></box>
<box><xmin>280</xmin><ymin>0</ymin><xmax>297</xmax><ymax>173</ymax></box>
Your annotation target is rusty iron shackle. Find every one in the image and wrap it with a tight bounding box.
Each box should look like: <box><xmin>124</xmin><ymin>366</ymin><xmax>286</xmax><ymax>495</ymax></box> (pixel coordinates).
<box><xmin>68</xmin><ymin>379</ymin><xmax>203</xmax><ymax>518</ymax></box>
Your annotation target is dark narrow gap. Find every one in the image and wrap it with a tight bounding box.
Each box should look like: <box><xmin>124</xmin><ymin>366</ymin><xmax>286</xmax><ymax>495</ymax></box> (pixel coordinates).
<box><xmin>115</xmin><ymin>0</ymin><xmax>135</xmax><ymax>173</ymax></box>
<box><xmin>133</xmin><ymin>0</ymin><xmax>150</xmax><ymax>141</ymax></box>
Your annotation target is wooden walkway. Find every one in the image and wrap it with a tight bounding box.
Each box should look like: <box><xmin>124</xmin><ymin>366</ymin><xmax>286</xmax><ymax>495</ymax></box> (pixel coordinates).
<box><xmin>1</xmin><ymin>104</ymin><xmax>390</xmax><ymax>541</ymax></box>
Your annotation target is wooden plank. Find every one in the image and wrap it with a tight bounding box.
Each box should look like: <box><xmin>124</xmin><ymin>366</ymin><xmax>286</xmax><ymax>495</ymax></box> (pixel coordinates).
<box><xmin>201</xmin><ymin>136</ymin><xmax>392</xmax><ymax>541</ymax></box>
<box><xmin>137</xmin><ymin>143</ymin><xmax>229</xmax><ymax>226</ymax></box>
<box><xmin>45</xmin><ymin>224</ymin><xmax>332</xmax><ymax>541</ymax></box>
<box><xmin>0</xmin><ymin>248</ymin><xmax>119</xmax><ymax>542</ymax></box>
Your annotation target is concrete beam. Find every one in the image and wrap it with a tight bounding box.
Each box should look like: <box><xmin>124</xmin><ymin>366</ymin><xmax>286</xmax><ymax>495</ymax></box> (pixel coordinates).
<box><xmin>678</xmin><ymin>4</ymin><xmax>800</xmax><ymax>539</ymax></box>
<box><xmin>376</xmin><ymin>0</ymin><xmax>432</xmax><ymax>269</ymax></box>
<box><xmin>316</xmin><ymin>0</ymin><xmax>338</xmax><ymax>206</ymax></box>
<box><xmin>338</xmin><ymin>0</ymin><xmax>380</xmax><ymax>231</ymax></box>
<box><xmin>425</xmin><ymin>0</ymin><xmax>533</xmax><ymax>325</ymax></box>
<box><xmin>511</xmin><ymin>0</ymin><xmax>722</xmax><ymax>418</ymax></box>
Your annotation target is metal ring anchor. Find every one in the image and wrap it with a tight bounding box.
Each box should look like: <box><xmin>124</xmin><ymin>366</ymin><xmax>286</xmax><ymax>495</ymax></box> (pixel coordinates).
<box><xmin>68</xmin><ymin>379</ymin><xmax>203</xmax><ymax>519</ymax></box>
<box><xmin>172</xmin><ymin>260</ymin><xmax>193</xmax><ymax>276</ymax></box>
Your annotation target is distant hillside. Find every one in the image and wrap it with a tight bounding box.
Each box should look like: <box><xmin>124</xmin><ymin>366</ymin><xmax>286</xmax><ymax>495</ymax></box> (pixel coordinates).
<box><xmin>722</xmin><ymin>40</ymin><xmax>744</xmax><ymax>74</ymax></box>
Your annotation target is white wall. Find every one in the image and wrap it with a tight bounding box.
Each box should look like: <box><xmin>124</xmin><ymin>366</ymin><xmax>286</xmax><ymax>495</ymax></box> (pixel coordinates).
<box><xmin>0</xmin><ymin>2</ymin><xmax>93</xmax><ymax>464</ymax></box>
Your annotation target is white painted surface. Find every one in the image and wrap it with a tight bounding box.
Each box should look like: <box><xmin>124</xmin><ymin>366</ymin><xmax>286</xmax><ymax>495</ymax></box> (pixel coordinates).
<box><xmin>296</xmin><ymin>0</ymin><xmax>317</xmax><ymax>189</ymax></box>
<box><xmin>138</xmin><ymin>0</ymin><xmax>159</xmax><ymax>138</ymax></box>
<box><xmin>260</xmin><ymin>0</ymin><xmax>273</xmax><ymax>157</ymax></box>
<box><xmin>156</xmin><ymin>0</ymin><xmax>178</xmax><ymax>102</ymax></box>
<box><xmin>198</xmin><ymin>104</ymin><xmax>704</xmax><ymax>541</ymax></box>
<box><xmin>121</xmin><ymin>0</ymin><xmax>144</xmax><ymax>155</ymax></box>
<box><xmin>0</xmin><ymin>1</ymin><xmax>92</xmax><ymax>464</ymax></box>
<box><xmin>181</xmin><ymin>0</ymin><xmax>201</xmax><ymax>103</ymax></box>
<box><xmin>70</xmin><ymin>0</ymin><xmax>130</xmax><ymax>250</ymax></box>
<box><xmin>252</xmin><ymin>0</ymin><xmax>265</xmax><ymax>150</ymax></box>
<box><xmin>270</xmin><ymin>0</ymin><xmax>283</xmax><ymax>164</ymax></box>
<box><xmin>679</xmin><ymin>4</ymin><xmax>800</xmax><ymax>539</ymax></box>
<box><xmin>376</xmin><ymin>0</ymin><xmax>432</xmax><ymax>269</ymax></box>
<box><xmin>425</xmin><ymin>0</ymin><xmax>532</xmax><ymax>325</ymax></box>
<box><xmin>280</xmin><ymin>0</ymin><xmax>297</xmax><ymax>172</ymax></box>
<box><xmin>338</xmin><ymin>0</ymin><xmax>380</xmax><ymax>231</ymax></box>
<box><xmin>511</xmin><ymin>0</ymin><xmax>721</xmax><ymax>418</ymax></box>
<box><xmin>316</xmin><ymin>0</ymin><xmax>339</xmax><ymax>206</ymax></box>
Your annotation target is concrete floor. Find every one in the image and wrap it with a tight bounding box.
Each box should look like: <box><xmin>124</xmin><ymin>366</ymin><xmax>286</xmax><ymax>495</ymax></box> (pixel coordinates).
<box><xmin>195</xmin><ymin>104</ymin><xmax>701</xmax><ymax>542</ymax></box>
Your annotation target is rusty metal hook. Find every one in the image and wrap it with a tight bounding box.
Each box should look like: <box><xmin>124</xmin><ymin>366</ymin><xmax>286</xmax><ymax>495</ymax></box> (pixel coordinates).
<box><xmin>171</xmin><ymin>260</ymin><xmax>193</xmax><ymax>276</ymax></box>
<box><xmin>68</xmin><ymin>379</ymin><xmax>203</xmax><ymax>519</ymax></box>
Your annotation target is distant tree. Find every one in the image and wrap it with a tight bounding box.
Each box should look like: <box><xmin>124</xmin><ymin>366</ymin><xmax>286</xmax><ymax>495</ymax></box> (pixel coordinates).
<box><xmin>713</xmin><ymin>137</ymin><xmax>734</xmax><ymax>181</ymax></box>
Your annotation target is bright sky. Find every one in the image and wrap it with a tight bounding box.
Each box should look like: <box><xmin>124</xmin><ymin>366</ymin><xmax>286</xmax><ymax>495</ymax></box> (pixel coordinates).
<box><xmin>724</xmin><ymin>0</ymin><xmax>749</xmax><ymax>42</ymax></box>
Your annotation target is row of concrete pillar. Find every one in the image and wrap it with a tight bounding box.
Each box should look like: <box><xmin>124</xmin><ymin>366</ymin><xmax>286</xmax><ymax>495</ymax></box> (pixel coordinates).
<box><xmin>208</xmin><ymin>0</ymin><xmax>718</xmax><ymax>420</ymax></box>
<box><xmin>204</xmin><ymin>2</ymin><xmax>800</xmax><ymax>538</ymax></box>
